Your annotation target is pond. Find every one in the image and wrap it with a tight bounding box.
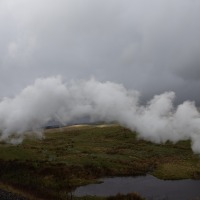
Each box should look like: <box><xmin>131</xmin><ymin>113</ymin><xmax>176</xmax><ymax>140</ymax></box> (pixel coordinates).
<box><xmin>74</xmin><ymin>175</ymin><xmax>200</xmax><ymax>200</ymax></box>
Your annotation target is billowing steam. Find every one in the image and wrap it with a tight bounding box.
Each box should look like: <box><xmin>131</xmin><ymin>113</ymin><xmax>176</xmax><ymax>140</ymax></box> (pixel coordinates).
<box><xmin>1</xmin><ymin>76</ymin><xmax>200</xmax><ymax>153</ymax></box>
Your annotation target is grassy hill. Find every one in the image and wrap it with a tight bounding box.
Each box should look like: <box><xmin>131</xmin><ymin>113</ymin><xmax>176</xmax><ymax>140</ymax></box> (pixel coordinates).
<box><xmin>0</xmin><ymin>124</ymin><xmax>200</xmax><ymax>199</ymax></box>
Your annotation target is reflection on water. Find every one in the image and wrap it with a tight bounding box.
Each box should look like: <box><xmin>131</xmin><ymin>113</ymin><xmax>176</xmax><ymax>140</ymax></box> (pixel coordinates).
<box><xmin>74</xmin><ymin>175</ymin><xmax>200</xmax><ymax>200</ymax></box>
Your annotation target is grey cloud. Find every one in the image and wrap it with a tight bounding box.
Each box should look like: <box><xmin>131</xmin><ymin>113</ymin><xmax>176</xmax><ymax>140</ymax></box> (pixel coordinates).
<box><xmin>2</xmin><ymin>0</ymin><xmax>200</xmax><ymax>152</ymax></box>
<box><xmin>1</xmin><ymin>76</ymin><xmax>200</xmax><ymax>153</ymax></box>
<box><xmin>0</xmin><ymin>0</ymin><xmax>200</xmax><ymax>102</ymax></box>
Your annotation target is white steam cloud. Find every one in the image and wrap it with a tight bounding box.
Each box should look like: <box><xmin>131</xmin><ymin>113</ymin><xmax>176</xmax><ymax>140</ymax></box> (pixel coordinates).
<box><xmin>1</xmin><ymin>76</ymin><xmax>200</xmax><ymax>153</ymax></box>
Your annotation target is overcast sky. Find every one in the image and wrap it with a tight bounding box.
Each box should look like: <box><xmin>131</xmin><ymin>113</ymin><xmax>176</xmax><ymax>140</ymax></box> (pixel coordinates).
<box><xmin>0</xmin><ymin>0</ymin><xmax>200</xmax><ymax>103</ymax></box>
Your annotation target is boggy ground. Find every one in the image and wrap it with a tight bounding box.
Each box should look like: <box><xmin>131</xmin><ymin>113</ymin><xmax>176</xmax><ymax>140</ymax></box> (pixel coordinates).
<box><xmin>0</xmin><ymin>124</ymin><xmax>200</xmax><ymax>199</ymax></box>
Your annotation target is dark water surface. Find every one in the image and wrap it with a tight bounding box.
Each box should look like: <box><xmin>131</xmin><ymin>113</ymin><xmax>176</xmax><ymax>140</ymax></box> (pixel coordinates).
<box><xmin>74</xmin><ymin>175</ymin><xmax>200</xmax><ymax>200</ymax></box>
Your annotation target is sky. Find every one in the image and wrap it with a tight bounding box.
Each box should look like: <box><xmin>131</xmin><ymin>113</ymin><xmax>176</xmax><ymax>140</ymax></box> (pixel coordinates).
<box><xmin>0</xmin><ymin>0</ymin><xmax>200</xmax><ymax>104</ymax></box>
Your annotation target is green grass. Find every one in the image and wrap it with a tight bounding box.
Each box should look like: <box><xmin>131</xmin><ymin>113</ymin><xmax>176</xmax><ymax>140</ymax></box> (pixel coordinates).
<box><xmin>0</xmin><ymin>124</ymin><xmax>200</xmax><ymax>199</ymax></box>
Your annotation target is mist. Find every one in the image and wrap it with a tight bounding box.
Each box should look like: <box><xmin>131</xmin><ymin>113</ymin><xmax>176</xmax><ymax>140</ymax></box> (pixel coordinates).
<box><xmin>1</xmin><ymin>76</ymin><xmax>200</xmax><ymax>153</ymax></box>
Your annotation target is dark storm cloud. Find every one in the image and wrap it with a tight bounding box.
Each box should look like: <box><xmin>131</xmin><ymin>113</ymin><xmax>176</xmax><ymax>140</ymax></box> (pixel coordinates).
<box><xmin>0</xmin><ymin>0</ymin><xmax>200</xmax><ymax>102</ymax></box>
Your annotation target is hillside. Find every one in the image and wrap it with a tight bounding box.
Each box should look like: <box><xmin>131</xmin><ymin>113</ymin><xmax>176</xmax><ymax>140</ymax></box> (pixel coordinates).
<box><xmin>0</xmin><ymin>124</ymin><xmax>200</xmax><ymax>199</ymax></box>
